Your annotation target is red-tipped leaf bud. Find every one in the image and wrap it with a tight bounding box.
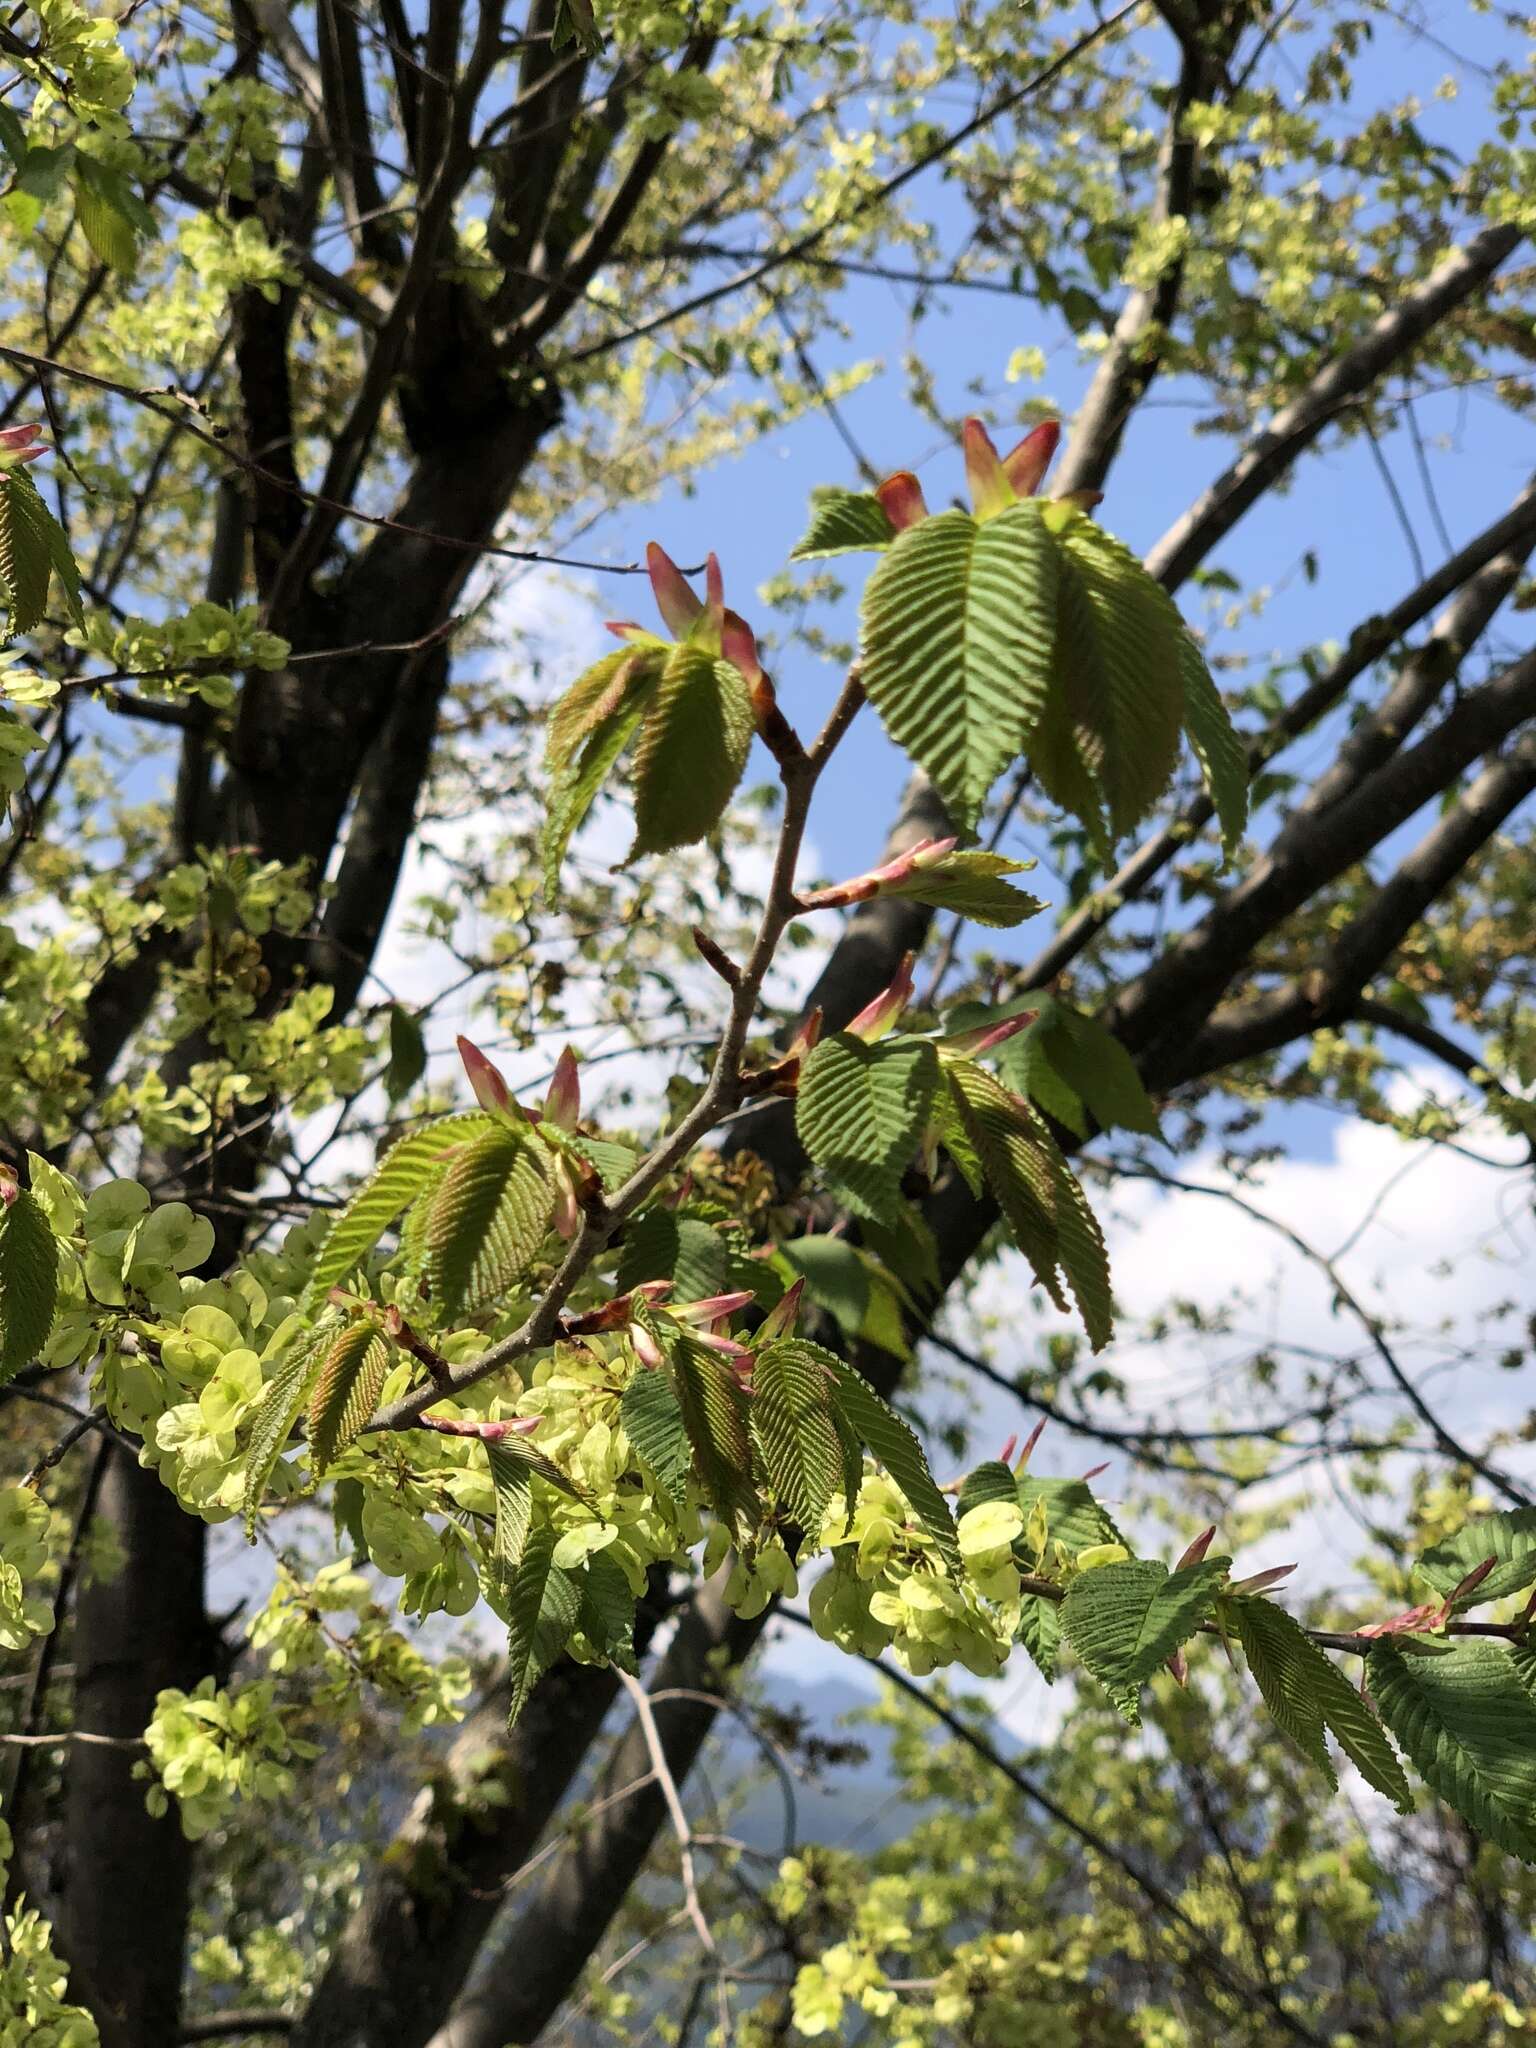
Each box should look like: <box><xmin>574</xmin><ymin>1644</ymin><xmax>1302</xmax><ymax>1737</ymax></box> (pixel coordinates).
<box><xmin>962</xmin><ymin>417</ymin><xmax>1013</xmax><ymax>520</ymax></box>
<box><xmin>457</xmin><ymin>1035</ymin><xmax>512</xmax><ymax>1115</ymax></box>
<box><xmin>1015</xmin><ymin>1417</ymin><xmax>1047</xmax><ymax>1471</ymax></box>
<box><xmin>941</xmin><ymin>1008</ymin><xmax>1037</xmax><ymax>1059</ymax></box>
<box><xmin>875</xmin><ymin>469</ymin><xmax>928</xmax><ymax>531</ymax></box>
<box><xmin>646</xmin><ymin>541</ymin><xmax>704</xmax><ymax>639</ymax></box>
<box><xmin>544</xmin><ymin>1047</ymin><xmax>580</xmax><ymax>1133</ymax></box>
<box><xmin>756</xmin><ymin>1276</ymin><xmax>806</xmax><ymax>1345</ymax></box>
<box><xmin>720</xmin><ymin>608</ymin><xmax>764</xmax><ymax>686</ymax></box>
<box><xmin>1175</xmin><ymin>1525</ymin><xmax>1218</xmax><ymax>1572</ymax></box>
<box><xmin>846</xmin><ymin>954</ymin><xmax>914</xmax><ymax>1043</ymax></box>
<box><xmin>1001</xmin><ymin>419</ymin><xmax>1061</xmax><ymax>498</ymax></box>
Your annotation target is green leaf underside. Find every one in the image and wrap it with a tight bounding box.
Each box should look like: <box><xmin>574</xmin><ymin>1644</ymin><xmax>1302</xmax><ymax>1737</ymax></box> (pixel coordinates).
<box><xmin>304</xmin><ymin>1112</ymin><xmax>496</xmax><ymax>1308</ymax></box>
<box><xmin>946</xmin><ymin>1059</ymin><xmax>1113</xmax><ymax>1348</ymax></box>
<box><xmin>0</xmin><ymin>1189</ymin><xmax>58</xmax><ymax>1380</ymax></box>
<box><xmin>751</xmin><ymin>1338</ymin><xmax>842</xmax><ymax>1533</ymax></box>
<box><xmin>884</xmin><ymin>851</ymin><xmax>1047</xmax><ymax>929</ymax></box>
<box><xmin>1369</xmin><ymin>1639</ymin><xmax>1536</xmax><ymax>1858</ymax></box>
<box><xmin>242</xmin><ymin>1319</ymin><xmax>337</xmax><ymax>1532</ymax></box>
<box><xmin>1017</xmin><ymin>1594</ymin><xmax>1062</xmax><ymax>1680</ymax></box>
<box><xmin>72</xmin><ymin>157</ymin><xmax>140</xmax><ymax>271</ymax></box>
<box><xmin>542</xmin><ymin>654</ymin><xmax>657</xmax><ymax>898</ymax></box>
<box><xmin>798</xmin><ymin>1340</ymin><xmax>960</xmax><ymax>1575</ymax></box>
<box><xmin>1063</xmin><ymin>1558</ymin><xmax>1229</xmax><ymax>1717</ymax></box>
<box><xmin>790</xmin><ymin>485</ymin><xmax>897</xmax><ymax>560</ymax></box>
<box><xmin>1417</xmin><ymin>1508</ymin><xmax>1536</xmax><ymax>1610</ymax></box>
<box><xmin>669</xmin><ymin>1331</ymin><xmax>759</xmax><ymax>1529</ymax></box>
<box><xmin>796</xmin><ymin>1033</ymin><xmax>939</xmax><ymax>1224</ymax></box>
<box><xmin>860</xmin><ymin>505</ymin><xmax>1057</xmax><ymax>830</ymax></box>
<box><xmin>578</xmin><ymin>1551</ymin><xmax>637</xmax><ymax>1670</ymax></box>
<box><xmin>506</xmin><ymin>1526</ymin><xmax>582</xmax><ymax>1724</ymax></box>
<box><xmin>307</xmin><ymin>1326</ymin><xmax>389</xmax><ymax>1472</ymax></box>
<box><xmin>628</xmin><ymin>643</ymin><xmax>755</xmax><ymax>858</ymax></box>
<box><xmin>614</xmin><ymin>1208</ymin><xmax>728</xmax><ymax>1303</ymax></box>
<box><xmin>620</xmin><ymin>1366</ymin><xmax>692</xmax><ymax>1512</ymax></box>
<box><xmin>1179</xmin><ymin>632</ymin><xmax>1249</xmax><ymax>856</ymax></box>
<box><xmin>424</xmin><ymin>1126</ymin><xmax>554</xmax><ymax>1319</ymax></box>
<box><xmin>1232</xmin><ymin>1596</ymin><xmax>1412</xmax><ymax>1810</ymax></box>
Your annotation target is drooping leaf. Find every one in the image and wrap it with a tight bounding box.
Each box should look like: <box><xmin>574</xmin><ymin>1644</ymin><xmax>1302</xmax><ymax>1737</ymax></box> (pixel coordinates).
<box><xmin>811</xmin><ymin>1342</ymin><xmax>960</xmax><ymax>1576</ymax></box>
<box><xmin>506</xmin><ymin>1527</ymin><xmax>582</xmax><ymax>1724</ymax></box>
<box><xmin>790</xmin><ymin>485</ymin><xmax>897</xmax><ymax>560</ymax></box>
<box><xmin>307</xmin><ymin>1324</ymin><xmax>389</xmax><ymax>1473</ymax></box>
<box><xmin>1039</xmin><ymin>1008</ymin><xmax>1161</xmax><ymax>1139</ymax></box>
<box><xmin>882</xmin><ymin>850</ymin><xmax>1047</xmax><ymax>929</ymax></box>
<box><xmin>945</xmin><ymin>1059</ymin><xmax>1113</xmax><ymax>1348</ymax></box>
<box><xmin>242</xmin><ymin>1319</ymin><xmax>337</xmax><ymax>1534</ymax></box>
<box><xmin>669</xmin><ymin>1331</ymin><xmax>760</xmax><ymax>1529</ymax></box>
<box><xmin>1054</xmin><ymin>517</ymin><xmax>1187</xmax><ymax>836</ymax></box>
<box><xmin>1232</xmin><ymin>1596</ymin><xmax>1412</xmax><ymax>1809</ymax></box>
<box><xmin>796</xmin><ymin>1033</ymin><xmax>938</xmax><ymax>1224</ymax></box>
<box><xmin>424</xmin><ymin>1125</ymin><xmax>554</xmax><ymax>1319</ymax></box>
<box><xmin>578</xmin><ymin>1551</ymin><xmax>638</xmax><ymax>1671</ymax></box>
<box><xmin>0</xmin><ymin>1189</ymin><xmax>58</xmax><ymax>1381</ymax></box>
<box><xmin>860</xmin><ymin>504</ymin><xmax>1058</xmax><ymax>830</ymax></box>
<box><xmin>614</xmin><ymin>1208</ymin><xmax>728</xmax><ymax>1303</ymax></box>
<box><xmin>0</xmin><ymin>468</ymin><xmax>70</xmax><ymax>635</ymax></box>
<box><xmin>1017</xmin><ymin>1594</ymin><xmax>1062</xmax><ymax>1681</ymax></box>
<box><xmin>1368</xmin><ymin>1639</ymin><xmax>1536</xmax><ymax>1855</ymax></box>
<box><xmin>751</xmin><ymin>1338</ymin><xmax>842</xmax><ymax>1535</ymax></box>
<box><xmin>1062</xmin><ymin>1558</ymin><xmax>1229</xmax><ymax>1717</ymax></box>
<box><xmin>543</xmin><ymin>651</ymin><xmax>659</xmax><ymax>899</ymax></box>
<box><xmin>1416</xmin><ymin>1508</ymin><xmax>1536</xmax><ymax>1611</ymax></box>
<box><xmin>620</xmin><ymin>1365</ymin><xmax>692</xmax><ymax>1513</ymax></box>
<box><xmin>304</xmin><ymin>1112</ymin><xmax>496</xmax><ymax>1308</ymax></box>
<box><xmin>1179</xmin><ymin>632</ymin><xmax>1248</xmax><ymax>857</ymax></box>
<box><xmin>71</xmin><ymin>157</ymin><xmax>143</xmax><ymax>271</ymax></box>
<box><xmin>486</xmin><ymin>1444</ymin><xmax>534</xmax><ymax>1597</ymax></box>
<box><xmin>628</xmin><ymin>642</ymin><xmax>755</xmax><ymax>859</ymax></box>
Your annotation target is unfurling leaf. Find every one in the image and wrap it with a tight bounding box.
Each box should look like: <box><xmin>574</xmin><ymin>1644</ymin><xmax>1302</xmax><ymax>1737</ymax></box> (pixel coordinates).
<box><xmin>790</xmin><ymin>485</ymin><xmax>897</xmax><ymax>560</ymax></box>
<box><xmin>945</xmin><ymin>1059</ymin><xmax>1113</xmax><ymax>1348</ymax></box>
<box><xmin>308</xmin><ymin>1324</ymin><xmax>389</xmax><ymax>1472</ymax></box>
<box><xmin>796</xmin><ymin>1033</ymin><xmax>939</xmax><ymax>1224</ymax></box>
<box><xmin>424</xmin><ymin>1125</ymin><xmax>554</xmax><ymax>1318</ymax></box>
<box><xmin>304</xmin><ymin>1112</ymin><xmax>496</xmax><ymax>1309</ymax></box>
<box><xmin>542</xmin><ymin>648</ymin><xmax>660</xmax><ymax>900</ymax></box>
<box><xmin>242</xmin><ymin>1319</ymin><xmax>338</xmax><ymax>1533</ymax></box>
<box><xmin>1416</xmin><ymin>1508</ymin><xmax>1536</xmax><ymax>1611</ymax></box>
<box><xmin>628</xmin><ymin>642</ymin><xmax>755</xmax><ymax>858</ymax></box>
<box><xmin>486</xmin><ymin>1444</ymin><xmax>534</xmax><ymax>1599</ymax></box>
<box><xmin>880</xmin><ymin>849</ymin><xmax>1047</xmax><ymax>929</ymax></box>
<box><xmin>669</xmin><ymin>1330</ymin><xmax>759</xmax><ymax>1529</ymax></box>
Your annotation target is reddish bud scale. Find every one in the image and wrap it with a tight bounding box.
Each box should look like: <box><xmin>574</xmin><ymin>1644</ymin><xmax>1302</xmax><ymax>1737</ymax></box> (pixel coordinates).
<box><xmin>419</xmin><ymin>1412</ymin><xmax>542</xmax><ymax>1440</ymax></box>
<box><xmin>692</xmin><ymin>926</ymin><xmax>743</xmax><ymax>988</ymax></box>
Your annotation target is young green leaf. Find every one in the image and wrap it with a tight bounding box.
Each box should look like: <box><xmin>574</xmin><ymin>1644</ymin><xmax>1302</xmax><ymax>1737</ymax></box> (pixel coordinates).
<box><xmin>1054</xmin><ymin>518</ymin><xmax>1187</xmax><ymax>836</ymax></box>
<box><xmin>486</xmin><ymin>1444</ymin><xmax>534</xmax><ymax>1597</ymax></box>
<box><xmin>384</xmin><ymin>1005</ymin><xmax>427</xmax><ymax>1103</ymax></box>
<box><xmin>1416</xmin><ymin>1508</ymin><xmax>1536</xmax><ymax>1611</ymax></box>
<box><xmin>614</xmin><ymin>1209</ymin><xmax>728</xmax><ymax>1303</ymax></box>
<box><xmin>1368</xmin><ymin>1639</ymin><xmax>1536</xmax><ymax>1856</ymax></box>
<box><xmin>1017</xmin><ymin>1475</ymin><xmax>1125</xmax><ymax>1559</ymax></box>
<box><xmin>1041</xmin><ymin>1008</ymin><xmax>1161</xmax><ymax>1139</ymax></box>
<box><xmin>0</xmin><ymin>1189</ymin><xmax>58</xmax><ymax>1381</ymax></box>
<box><xmin>860</xmin><ymin>504</ymin><xmax>1058</xmax><ymax>830</ymax></box>
<box><xmin>1062</xmin><ymin>1557</ymin><xmax>1229</xmax><ymax>1718</ymax></box>
<box><xmin>620</xmin><ymin>1365</ymin><xmax>692</xmax><ymax>1513</ymax></box>
<box><xmin>809</xmin><ymin>1341</ymin><xmax>961</xmax><ymax>1576</ymax></box>
<box><xmin>307</xmin><ymin>1325</ymin><xmax>389</xmax><ymax>1473</ymax></box>
<box><xmin>880</xmin><ymin>849</ymin><xmax>1047</xmax><ymax>929</ymax></box>
<box><xmin>627</xmin><ymin>643</ymin><xmax>755</xmax><ymax>859</ymax></box>
<box><xmin>790</xmin><ymin>485</ymin><xmax>897</xmax><ymax>560</ymax></box>
<box><xmin>796</xmin><ymin>1033</ymin><xmax>939</xmax><ymax>1224</ymax></box>
<box><xmin>578</xmin><ymin>1551</ymin><xmax>638</xmax><ymax>1671</ymax></box>
<box><xmin>242</xmin><ymin>1319</ymin><xmax>337</xmax><ymax>1534</ymax></box>
<box><xmin>1017</xmin><ymin>1594</ymin><xmax>1062</xmax><ymax>1681</ymax></box>
<box><xmin>777</xmin><ymin>1234</ymin><xmax>870</xmax><ymax>1337</ymax></box>
<box><xmin>506</xmin><ymin>1526</ymin><xmax>583</xmax><ymax>1724</ymax></box>
<box><xmin>1179</xmin><ymin>633</ymin><xmax>1248</xmax><ymax>857</ymax></box>
<box><xmin>669</xmin><ymin>1332</ymin><xmax>760</xmax><ymax>1530</ymax></box>
<box><xmin>71</xmin><ymin>157</ymin><xmax>142</xmax><ymax>272</ymax></box>
<box><xmin>425</xmin><ymin>1125</ymin><xmax>554</xmax><ymax>1319</ymax></box>
<box><xmin>304</xmin><ymin>1112</ymin><xmax>495</xmax><ymax>1308</ymax></box>
<box><xmin>751</xmin><ymin>1338</ymin><xmax>842</xmax><ymax>1535</ymax></box>
<box><xmin>1232</xmin><ymin>1596</ymin><xmax>1412</xmax><ymax>1810</ymax></box>
<box><xmin>543</xmin><ymin>652</ymin><xmax>658</xmax><ymax>899</ymax></box>
<box><xmin>0</xmin><ymin>469</ymin><xmax>60</xmax><ymax>635</ymax></box>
